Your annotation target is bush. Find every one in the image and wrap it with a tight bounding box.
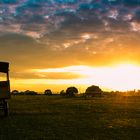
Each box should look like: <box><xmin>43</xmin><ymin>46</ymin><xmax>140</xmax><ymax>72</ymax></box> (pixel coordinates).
<box><xmin>60</xmin><ymin>90</ymin><xmax>66</xmax><ymax>96</ymax></box>
<box><xmin>85</xmin><ymin>85</ymin><xmax>102</xmax><ymax>98</ymax></box>
<box><xmin>24</xmin><ymin>90</ymin><xmax>38</xmax><ymax>95</ymax></box>
<box><xmin>44</xmin><ymin>89</ymin><xmax>52</xmax><ymax>96</ymax></box>
<box><xmin>66</xmin><ymin>87</ymin><xmax>78</xmax><ymax>97</ymax></box>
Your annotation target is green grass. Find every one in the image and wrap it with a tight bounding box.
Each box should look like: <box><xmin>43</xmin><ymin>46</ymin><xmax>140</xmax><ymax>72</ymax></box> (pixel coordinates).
<box><xmin>0</xmin><ymin>95</ymin><xmax>140</xmax><ymax>140</ymax></box>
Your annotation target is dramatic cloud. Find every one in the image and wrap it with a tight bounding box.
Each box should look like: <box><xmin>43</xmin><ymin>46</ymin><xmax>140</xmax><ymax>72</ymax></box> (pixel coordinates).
<box><xmin>0</xmin><ymin>0</ymin><xmax>140</xmax><ymax>81</ymax></box>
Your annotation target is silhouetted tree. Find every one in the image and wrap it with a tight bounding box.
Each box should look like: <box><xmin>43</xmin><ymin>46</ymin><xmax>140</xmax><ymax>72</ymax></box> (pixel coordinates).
<box><xmin>60</xmin><ymin>90</ymin><xmax>66</xmax><ymax>96</ymax></box>
<box><xmin>44</xmin><ymin>89</ymin><xmax>52</xmax><ymax>96</ymax></box>
<box><xmin>85</xmin><ymin>85</ymin><xmax>102</xmax><ymax>99</ymax></box>
<box><xmin>11</xmin><ymin>90</ymin><xmax>19</xmax><ymax>95</ymax></box>
<box><xmin>24</xmin><ymin>90</ymin><xmax>38</xmax><ymax>95</ymax></box>
<box><xmin>66</xmin><ymin>87</ymin><xmax>78</xmax><ymax>97</ymax></box>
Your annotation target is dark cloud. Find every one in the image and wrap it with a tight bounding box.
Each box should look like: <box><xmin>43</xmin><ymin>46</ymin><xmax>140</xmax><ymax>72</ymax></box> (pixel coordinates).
<box><xmin>0</xmin><ymin>33</ymin><xmax>49</xmax><ymax>69</ymax></box>
<box><xmin>107</xmin><ymin>18</ymin><xmax>130</xmax><ymax>31</ymax></box>
<box><xmin>0</xmin><ymin>0</ymin><xmax>139</xmax><ymax>38</ymax></box>
<box><xmin>0</xmin><ymin>33</ymin><xmax>88</xmax><ymax>70</ymax></box>
<box><xmin>78</xmin><ymin>2</ymin><xmax>102</xmax><ymax>10</ymax></box>
<box><xmin>101</xmin><ymin>0</ymin><xmax>140</xmax><ymax>6</ymax></box>
<box><xmin>0</xmin><ymin>0</ymin><xmax>17</xmax><ymax>4</ymax></box>
<box><xmin>123</xmin><ymin>0</ymin><xmax>140</xmax><ymax>7</ymax></box>
<box><xmin>0</xmin><ymin>0</ymin><xmax>140</xmax><ymax>80</ymax></box>
<box><xmin>102</xmin><ymin>0</ymin><xmax>122</xmax><ymax>5</ymax></box>
<box><xmin>133</xmin><ymin>10</ymin><xmax>140</xmax><ymax>22</ymax></box>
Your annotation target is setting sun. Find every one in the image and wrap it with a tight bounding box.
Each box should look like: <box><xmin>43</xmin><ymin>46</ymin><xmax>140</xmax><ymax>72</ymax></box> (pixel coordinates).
<box><xmin>79</xmin><ymin>63</ymin><xmax>140</xmax><ymax>91</ymax></box>
<box><xmin>85</xmin><ymin>63</ymin><xmax>140</xmax><ymax>91</ymax></box>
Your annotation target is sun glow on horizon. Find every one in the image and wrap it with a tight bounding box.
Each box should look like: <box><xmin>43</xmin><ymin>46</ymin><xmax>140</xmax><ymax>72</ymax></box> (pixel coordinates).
<box><xmin>11</xmin><ymin>63</ymin><xmax>140</xmax><ymax>92</ymax></box>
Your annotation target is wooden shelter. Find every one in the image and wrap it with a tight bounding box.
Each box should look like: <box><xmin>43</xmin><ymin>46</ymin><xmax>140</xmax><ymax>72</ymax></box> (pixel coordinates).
<box><xmin>0</xmin><ymin>62</ymin><xmax>10</xmax><ymax>116</ymax></box>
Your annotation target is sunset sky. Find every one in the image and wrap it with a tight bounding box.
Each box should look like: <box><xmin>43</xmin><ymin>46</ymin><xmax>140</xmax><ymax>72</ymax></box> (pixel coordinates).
<box><xmin>0</xmin><ymin>0</ymin><xmax>140</xmax><ymax>92</ymax></box>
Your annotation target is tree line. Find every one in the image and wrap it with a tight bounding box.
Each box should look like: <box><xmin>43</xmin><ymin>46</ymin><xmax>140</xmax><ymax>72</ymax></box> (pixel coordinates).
<box><xmin>11</xmin><ymin>85</ymin><xmax>140</xmax><ymax>97</ymax></box>
<box><xmin>11</xmin><ymin>85</ymin><xmax>102</xmax><ymax>97</ymax></box>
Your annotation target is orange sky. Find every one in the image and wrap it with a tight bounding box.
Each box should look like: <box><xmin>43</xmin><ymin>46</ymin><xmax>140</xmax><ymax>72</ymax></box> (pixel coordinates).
<box><xmin>1</xmin><ymin>1</ymin><xmax>140</xmax><ymax>92</ymax></box>
<box><xmin>8</xmin><ymin>62</ymin><xmax>140</xmax><ymax>93</ymax></box>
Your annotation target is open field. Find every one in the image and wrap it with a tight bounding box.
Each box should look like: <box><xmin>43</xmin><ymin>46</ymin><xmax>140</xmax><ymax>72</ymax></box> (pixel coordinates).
<box><xmin>0</xmin><ymin>95</ymin><xmax>140</xmax><ymax>140</ymax></box>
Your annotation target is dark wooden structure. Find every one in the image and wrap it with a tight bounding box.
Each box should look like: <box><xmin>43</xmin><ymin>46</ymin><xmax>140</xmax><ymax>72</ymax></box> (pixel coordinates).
<box><xmin>0</xmin><ymin>62</ymin><xmax>10</xmax><ymax>116</ymax></box>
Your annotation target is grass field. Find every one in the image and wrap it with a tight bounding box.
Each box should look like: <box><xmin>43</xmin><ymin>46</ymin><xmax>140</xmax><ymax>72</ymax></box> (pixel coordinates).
<box><xmin>0</xmin><ymin>95</ymin><xmax>140</xmax><ymax>140</ymax></box>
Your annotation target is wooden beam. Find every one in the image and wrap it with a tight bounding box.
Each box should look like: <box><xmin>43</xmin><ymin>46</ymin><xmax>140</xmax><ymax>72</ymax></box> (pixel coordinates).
<box><xmin>0</xmin><ymin>62</ymin><xmax>9</xmax><ymax>73</ymax></box>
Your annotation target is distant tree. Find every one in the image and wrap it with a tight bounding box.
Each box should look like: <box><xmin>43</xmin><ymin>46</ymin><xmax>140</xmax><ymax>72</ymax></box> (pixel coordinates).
<box><xmin>11</xmin><ymin>90</ymin><xmax>19</xmax><ymax>95</ymax></box>
<box><xmin>137</xmin><ymin>90</ymin><xmax>140</xmax><ymax>95</ymax></box>
<box><xmin>24</xmin><ymin>90</ymin><xmax>38</xmax><ymax>95</ymax></box>
<box><xmin>20</xmin><ymin>92</ymin><xmax>25</xmax><ymax>95</ymax></box>
<box><xmin>60</xmin><ymin>90</ymin><xmax>66</xmax><ymax>96</ymax></box>
<box><xmin>44</xmin><ymin>89</ymin><xmax>52</xmax><ymax>96</ymax></box>
<box><xmin>85</xmin><ymin>85</ymin><xmax>102</xmax><ymax>99</ymax></box>
<box><xmin>66</xmin><ymin>87</ymin><xmax>78</xmax><ymax>97</ymax></box>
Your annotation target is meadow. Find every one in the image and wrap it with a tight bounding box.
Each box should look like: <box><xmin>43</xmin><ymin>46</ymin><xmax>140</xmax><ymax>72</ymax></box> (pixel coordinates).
<box><xmin>0</xmin><ymin>95</ymin><xmax>140</xmax><ymax>140</ymax></box>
